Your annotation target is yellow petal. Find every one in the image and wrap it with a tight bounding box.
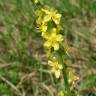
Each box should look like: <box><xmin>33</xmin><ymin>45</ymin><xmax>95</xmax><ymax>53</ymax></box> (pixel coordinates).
<box><xmin>53</xmin><ymin>14</ymin><xmax>61</xmax><ymax>24</ymax></box>
<box><xmin>44</xmin><ymin>15</ymin><xmax>51</xmax><ymax>22</ymax></box>
<box><xmin>48</xmin><ymin>60</ymin><xmax>54</xmax><ymax>66</ymax></box>
<box><xmin>41</xmin><ymin>31</ymin><xmax>50</xmax><ymax>39</ymax></box>
<box><xmin>56</xmin><ymin>34</ymin><xmax>64</xmax><ymax>42</ymax></box>
<box><xmin>36</xmin><ymin>17</ymin><xmax>42</xmax><ymax>25</ymax></box>
<box><xmin>50</xmin><ymin>28</ymin><xmax>57</xmax><ymax>37</ymax></box>
<box><xmin>55</xmin><ymin>70</ymin><xmax>60</xmax><ymax>78</ymax></box>
<box><xmin>51</xmin><ymin>28</ymin><xmax>57</xmax><ymax>33</ymax></box>
<box><xmin>68</xmin><ymin>71</ymin><xmax>79</xmax><ymax>84</ymax></box>
<box><xmin>53</xmin><ymin>43</ymin><xmax>59</xmax><ymax>50</ymax></box>
<box><xmin>59</xmin><ymin>64</ymin><xmax>63</xmax><ymax>69</ymax></box>
<box><xmin>42</xmin><ymin>8</ymin><xmax>50</xmax><ymax>14</ymax></box>
<box><xmin>56</xmin><ymin>14</ymin><xmax>62</xmax><ymax>19</ymax></box>
<box><xmin>35</xmin><ymin>10</ymin><xmax>42</xmax><ymax>16</ymax></box>
<box><xmin>34</xmin><ymin>0</ymin><xmax>40</xmax><ymax>4</ymax></box>
<box><xmin>57</xmin><ymin>91</ymin><xmax>64</xmax><ymax>96</ymax></box>
<box><xmin>41</xmin><ymin>25</ymin><xmax>47</xmax><ymax>32</ymax></box>
<box><xmin>53</xmin><ymin>18</ymin><xmax>60</xmax><ymax>25</ymax></box>
<box><xmin>44</xmin><ymin>41</ymin><xmax>51</xmax><ymax>48</ymax></box>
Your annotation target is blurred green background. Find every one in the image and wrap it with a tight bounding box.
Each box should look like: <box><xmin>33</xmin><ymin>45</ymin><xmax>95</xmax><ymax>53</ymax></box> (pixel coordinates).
<box><xmin>0</xmin><ymin>0</ymin><xmax>96</xmax><ymax>96</ymax></box>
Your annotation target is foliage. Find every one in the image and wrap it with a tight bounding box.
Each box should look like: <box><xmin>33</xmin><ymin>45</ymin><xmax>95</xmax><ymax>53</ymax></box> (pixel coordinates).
<box><xmin>0</xmin><ymin>0</ymin><xmax>96</xmax><ymax>96</ymax></box>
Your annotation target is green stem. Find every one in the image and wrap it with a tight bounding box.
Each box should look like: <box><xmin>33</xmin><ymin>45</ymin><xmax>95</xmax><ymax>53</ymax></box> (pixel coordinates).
<box><xmin>59</xmin><ymin>53</ymin><xmax>72</xmax><ymax>96</ymax></box>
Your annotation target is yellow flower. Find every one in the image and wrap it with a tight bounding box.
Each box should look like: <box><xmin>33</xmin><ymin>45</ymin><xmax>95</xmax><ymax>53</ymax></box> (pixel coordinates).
<box><xmin>57</xmin><ymin>91</ymin><xmax>64</xmax><ymax>96</ymax></box>
<box><xmin>42</xmin><ymin>8</ymin><xmax>61</xmax><ymax>24</ymax></box>
<box><xmin>36</xmin><ymin>22</ymin><xmax>48</xmax><ymax>38</ymax></box>
<box><xmin>68</xmin><ymin>69</ymin><xmax>79</xmax><ymax>84</ymax></box>
<box><xmin>34</xmin><ymin>0</ymin><xmax>40</xmax><ymax>4</ymax></box>
<box><xmin>40</xmin><ymin>22</ymin><xmax>47</xmax><ymax>33</ymax></box>
<box><xmin>35</xmin><ymin>10</ymin><xmax>43</xmax><ymax>25</ymax></box>
<box><xmin>41</xmin><ymin>31</ymin><xmax>49</xmax><ymax>38</ymax></box>
<box><xmin>35</xmin><ymin>10</ymin><xmax>48</xmax><ymax>33</ymax></box>
<box><xmin>35</xmin><ymin>10</ymin><xmax>43</xmax><ymax>17</ymax></box>
<box><xmin>36</xmin><ymin>17</ymin><xmax>43</xmax><ymax>25</ymax></box>
<box><xmin>44</xmin><ymin>28</ymin><xmax>63</xmax><ymax>50</ymax></box>
<box><xmin>48</xmin><ymin>57</ymin><xmax>63</xmax><ymax>78</ymax></box>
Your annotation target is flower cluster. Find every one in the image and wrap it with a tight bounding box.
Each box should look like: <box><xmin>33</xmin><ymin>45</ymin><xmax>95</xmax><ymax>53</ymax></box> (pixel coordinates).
<box><xmin>48</xmin><ymin>57</ymin><xmax>63</xmax><ymax>78</ymax></box>
<box><xmin>35</xmin><ymin>4</ymin><xmax>64</xmax><ymax>78</ymax></box>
